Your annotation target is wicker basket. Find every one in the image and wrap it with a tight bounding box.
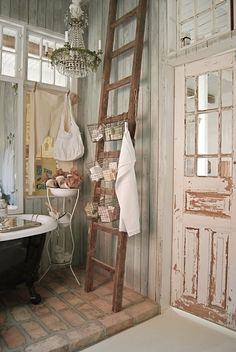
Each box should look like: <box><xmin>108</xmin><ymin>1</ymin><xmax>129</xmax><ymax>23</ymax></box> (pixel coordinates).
<box><xmin>104</xmin><ymin>121</ymin><xmax>124</xmax><ymax>141</ymax></box>
<box><xmin>87</xmin><ymin>123</ymin><xmax>105</xmax><ymax>142</ymax></box>
<box><xmin>87</xmin><ymin>159</ymin><xmax>118</xmax><ymax>182</ymax></box>
<box><xmin>87</xmin><ymin>120</ymin><xmax>125</xmax><ymax>143</ymax></box>
<box><xmin>84</xmin><ymin>194</ymin><xmax>119</xmax><ymax>223</ymax></box>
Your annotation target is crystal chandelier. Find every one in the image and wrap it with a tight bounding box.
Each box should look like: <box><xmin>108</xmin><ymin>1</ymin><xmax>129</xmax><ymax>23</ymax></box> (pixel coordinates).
<box><xmin>51</xmin><ymin>0</ymin><xmax>102</xmax><ymax>78</ymax></box>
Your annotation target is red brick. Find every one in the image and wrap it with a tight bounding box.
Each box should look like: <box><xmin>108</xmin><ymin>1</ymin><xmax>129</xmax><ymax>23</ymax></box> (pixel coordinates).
<box><xmin>124</xmin><ymin>299</ymin><xmax>159</xmax><ymax>323</ymax></box>
<box><xmin>61</xmin><ymin>292</ymin><xmax>84</xmax><ymax>306</ymax></box>
<box><xmin>0</xmin><ymin>311</ymin><xmax>6</xmax><ymax>325</ymax></box>
<box><xmin>45</xmin><ymin>297</ymin><xmax>68</xmax><ymax>311</ymax></box>
<box><xmin>99</xmin><ymin>311</ymin><xmax>133</xmax><ymax>336</ymax></box>
<box><xmin>123</xmin><ymin>287</ymin><xmax>145</xmax><ymax>303</ymax></box>
<box><xmin>1</xmin><ymin>326</ymin><xmax>26</xmax><ymax>349</ymax></box>
<box><xmin>25</xmin><ymin>335</ymin><xmax>68</xmax><ymax>352</ymax></box>
<box><xmin>31</xmin><ymin>304</ymin><xmax>51</xmax><ymax>316</ymax></box>
<box><xmin>22</xmin><ymin>321</ymin><xmax>48</xmax><ymax>339</ymax></box>
<box><xmin>77</xmin><ymin>303</ymin><xmax>104</xmax><ymax>320</ymax></box>
<box><xmin>60</xmin><ymin>309</ymin><xmax>85</xmax><ymax>327</ymax></box>
<box><xmin>91</xmin><ymin>299</ymin><xmax>112</xmax><ymax>314</ymax></box>
<box><xmin>46</xmin><ymin>282</ymin><xmax>68</xmax><ymax>294</ymax></box>
<box><xmin>37</xmin><ymin>286</ymin><xmax>53</xmax><ymax>298</ymax></box>
<box><xmin>40</xmin><ymin>313</ymin><xmax>68</xmax><ymax>331</ymax></box>
<box><xmin>11</xmin><ymin>306</ymin><xmax>32</xmax><ymax>321</ymax></box>
<box><xmin>66</xmin><ymin>322</ymin><xmax>104</xmax><ymax>350</ymax></box>
<box><xmin>78</xmin><ymin>291</ymin><xmax>100</xmax><ymax>302</ymax></box>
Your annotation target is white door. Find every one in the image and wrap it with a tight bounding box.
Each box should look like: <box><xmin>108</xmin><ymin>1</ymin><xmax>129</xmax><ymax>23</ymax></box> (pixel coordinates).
<box><xmin>172</xmin><ymin>52</ymin><xmax>236</xmax><ymax>330</ymax></box>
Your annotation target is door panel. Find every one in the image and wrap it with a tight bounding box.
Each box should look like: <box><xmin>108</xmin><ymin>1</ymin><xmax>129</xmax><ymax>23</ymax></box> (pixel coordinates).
<box><xmin>172</xmin><ymin>52</ymin><xmax>236</xmax><ymax>330</ymax></box>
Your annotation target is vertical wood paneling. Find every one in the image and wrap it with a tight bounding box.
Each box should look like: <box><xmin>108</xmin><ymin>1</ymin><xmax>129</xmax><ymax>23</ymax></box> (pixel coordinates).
<box><xmin>183</xmin><ymin>228</ymin><xmax>199</xmax><ymax>298</ymax></box>
<box><xmin>28</xmin><ymin>0</ymin><xmax>38</xmax><ymax>27</ymax></box>
<box><xmin>45</xmin><ymin>0</ymin><xmax>54</xmax><ymax>32</ymax></box>
<box><xmin>0</xmin><ymin>0</ymin><xmax>69</xmax><ymax>34</ymax></box>
<box><xmin>53</xmin><ymin>0</ymin><xmax>63</xmax><ymax>33</ymax></box>
<box><xmin>0</xmin><ymin>0</ymin><xmax>11</xmax><ymax>17</ymax></box>
<box><xmin>19</xmin><ymin>0</ymin><xmax>29</xmax><ymax>23</ymax></box>
<box><xmin>37</xmin><ymin>0</ymin><xmax>46</xmax><ymax>29</ymax></box>
<box><xmin>10</xmin><ymin>0</ymin><xmax>20</xmax><ymax>19</ymax></box>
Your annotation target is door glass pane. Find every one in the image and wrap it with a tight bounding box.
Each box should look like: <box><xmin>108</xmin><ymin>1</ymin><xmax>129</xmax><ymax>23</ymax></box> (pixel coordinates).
<box><xmin>1</xmin><ymin>52</ymin><xmax>16</xmax><ymax>77</ymax></box>
<box><xmin>28</xmin><ymin>35</ymin><xmax>41</xmax><ymax>58</ymax></box>
<box><xmin>27</xmin><ymin>58</ymin><xmax>40</xmax><ymax>81</ymax></box>
<box><xmin>197</xmin><ymin>112</ymin><xmax>218</xmax><ymax>154</ymax></box>
<box><xmin>3</xmin><ymin>28</ymin><xmax>16</xmax><ymax>52</ymax></box>
<box><xmin>198</xmin><ymin>72</ymin><xmax>219</xmax><ymax>110</ymax></box>
<box><xmin>185</xmin><ymin>115</ymin><xmax>195</xmax><ymax>155</ymax></box>
<box><xmin>214</xmin><ymin>2</ymin><xmax>229</xmax><ymax>33</ymax></box>
<box><xmin>196</xmin><ymin>0</ymin><xmax>211</xmax><ymax>14</ymax></box>
<box><xmin>186</xmin><ymin>77</ymin><xmax>195</xmax><ymax>112</ymax></box>
<box><xmin>222</xmin><ymin>69</ymin><xmax>232</xmax><ymax>107</ymax></box>
<box><xmin>180</xmin><ymin>19</ymin><xmax>194</xmax><ymax>44</ymax></box>
<box><xmin>197</xmin><ymin>157</ymin><xmax>218</xmax><ymax>176</ymax></box>
<box><xmin>220</xmin><ymin>157</ymin><xmax>232</xmax><ymax>177</ymax></box>
<box><xmin>185</xmin><ymin>157</ymin><xmax>195</xmax><ymax>176</ymax></box>
<box><xmin>197</xmin><ymin>11</ymin><xmax>212</xmax><ymax>40</ymax></box>
<box><xmin>179</xmin><ymin>0</ymin><xmax>194</xmax><ymax>22</ymax></box>
<box><xmin>42</xmin><ymin>39</ymin><xmax>54</xmax><ymax>59</ymax></box>
<box><xmin>42</xmin><ymin>61</ymin><xmax>54</xmax><ymax>84</ymax></box>
<box><xmin>221</xmin><ymin>110</ymin><xmax>232</xmax><ymax>154</ymax></box>
<box><xmin>55</xmin><ymin>70</ymin><xmax>67</xmax><ymax>87</ymax></box>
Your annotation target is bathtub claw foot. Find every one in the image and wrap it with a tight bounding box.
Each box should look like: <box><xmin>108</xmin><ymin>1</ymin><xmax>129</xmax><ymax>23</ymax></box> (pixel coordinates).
<box><xmin>28</xmin><ymin>285</ymin><xmax>41</xmax><ymax>305</ymax></box>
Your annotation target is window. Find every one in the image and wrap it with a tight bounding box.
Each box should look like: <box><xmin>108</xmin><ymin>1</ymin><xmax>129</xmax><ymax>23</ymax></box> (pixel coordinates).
<box><xmin>184</xmin><ymin>68</ymin><xmax>233</xmax><ymax>177</ymax></box>
<box><xmin>27</xmin><ymin>32</ymin><xmax>67</xmax><ymax>87</ymax></box>
<box><xmin>0</xmin><ymin>24</ymin><xmax>22</xmax><ymax>78</ymax></box>
<box><xmin>178</xmin><ymin>0</ymin><xmax>231</xmax><ymax>48</ymax></box>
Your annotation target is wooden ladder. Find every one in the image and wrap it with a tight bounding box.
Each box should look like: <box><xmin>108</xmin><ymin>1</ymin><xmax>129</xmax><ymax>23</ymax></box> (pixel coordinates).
<box><xmin>85</xmin><ymin>0</ymin><xmax>147</xmax><ymax>313</ymax></box>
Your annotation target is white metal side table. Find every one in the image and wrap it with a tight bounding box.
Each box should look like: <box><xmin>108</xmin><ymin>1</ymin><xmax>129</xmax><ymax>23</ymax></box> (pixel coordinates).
<box><xmin>39</xmin><ymin>187</ymin><xmax>80</xmax><ymax>285</ymax></box>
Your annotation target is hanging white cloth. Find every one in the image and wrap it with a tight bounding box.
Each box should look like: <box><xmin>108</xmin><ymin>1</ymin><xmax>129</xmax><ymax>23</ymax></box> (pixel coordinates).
<box><xmin>28</xmin><ymin>90</ymin><xmax>65</xmax><ymax>195</ymax></box>
<box><xmin>2</xmin><ymin>143</ymin><xmax>15</xmax><ymax>195</ymax></box>
<box><xmin>115</xmin><ymin>123</ymin><xmax>140</xmax><ymax>236</ymax></box>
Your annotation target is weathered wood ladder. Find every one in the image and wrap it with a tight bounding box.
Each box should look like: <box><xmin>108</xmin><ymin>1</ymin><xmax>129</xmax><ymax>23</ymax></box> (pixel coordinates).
<box><xmin>85</xmin><ymin>0</ymin><xmax>147</xmax><ymax>312</ymax></box>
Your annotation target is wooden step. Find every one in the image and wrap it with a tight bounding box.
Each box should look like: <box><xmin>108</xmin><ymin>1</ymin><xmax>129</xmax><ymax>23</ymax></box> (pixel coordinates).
<box><xmin>91</xmin><ymin>257</ymin><xmax>115</xmax><ymax>273</ymax></box>
<box><xmin>93</xmin><ymin>222</ymin><xmax>120</xmax><ymax>236</ymax></box>
<box><xmin>112</xmin><ymin>40</ymin><xmax>136</xmax><ymax>58</ymax></box>
<box><xmin>111</xmin><ymin>7</ymin><xmax>138</xmax><ymax>28</ymax></box>
<box><xmin>101</xmin><ymin>112</ymin><xmax>128</xmax><ymax>124</ymax></box>
<box><xmin>97</xmin><ymin>150</ymin><xmax>121</xmax><ymax>159</ymax></box>
<box><xmin>106</xmin><ymin>76</ymin><xmax>132</xmax><ymax>91</ymax></box>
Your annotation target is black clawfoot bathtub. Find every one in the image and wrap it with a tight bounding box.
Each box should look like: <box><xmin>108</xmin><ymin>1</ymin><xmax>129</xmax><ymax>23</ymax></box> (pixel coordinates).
<box><xmin>0</xmin><ymin>214</ymin><xmax>57</xmax><ymax>304</ymax></box>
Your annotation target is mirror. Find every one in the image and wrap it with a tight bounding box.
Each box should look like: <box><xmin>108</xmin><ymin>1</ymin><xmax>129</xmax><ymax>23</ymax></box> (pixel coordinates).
<box><xmin>0</xmin><ymin>80</ymin><xmax>23</xmax><ymax>213</ymax></box>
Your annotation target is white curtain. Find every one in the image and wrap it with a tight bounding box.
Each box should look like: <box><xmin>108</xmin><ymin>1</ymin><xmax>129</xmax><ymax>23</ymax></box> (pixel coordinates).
<box><xmin>28</xmin><ymin>89</ymin><xmax>65</xmax><ymax>195</ymax></box>
<box><xmin>0</xmin><ymin>81</ymin><xmax>17</xmax><ymax>203</ymax></box>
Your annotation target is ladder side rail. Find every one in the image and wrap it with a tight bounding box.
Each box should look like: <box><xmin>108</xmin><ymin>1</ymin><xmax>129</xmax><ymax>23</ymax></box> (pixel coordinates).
<box><xmin>128</xmin><ymin>0</ymin><xmax>148</xmax><ymax>139</ymax></box>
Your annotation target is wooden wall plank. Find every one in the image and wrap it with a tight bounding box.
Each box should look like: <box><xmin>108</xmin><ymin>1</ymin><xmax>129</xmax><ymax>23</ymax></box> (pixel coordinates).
<box><xmin>37</xmin><ymin>0</ymin><xmax>46</xmax><ymax>29</ymax></box>
<box><xmin>10</xmin><ymin>0</ymin><xmax>20</xmax><ymax>20</ymax></box>
<box><xmin>0</xmin><ymin>0</ymin><xmax>69</xmax><ymax>33</ymax></box>
<box><xmin>28</xmin><ymin>0</ymin><xmax>38</xmax><ymax>27</ymax></box>
<box><xmin>0</xmin><ymin>0</ymin><xmax>11</xmax><ymax>17</ymax></box>
<box><xmin>19</xmin><ymin>0</ymin><xmax>29</xmax><ymax>23</ymax></box>
<box><xmin>45</xmin><ymin>0</ymin><xmax>54</xmax><ymax>32</ymax></box>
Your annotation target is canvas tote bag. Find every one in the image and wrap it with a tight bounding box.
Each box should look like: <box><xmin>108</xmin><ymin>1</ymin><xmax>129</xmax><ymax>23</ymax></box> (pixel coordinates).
<box><xmin>53</xmin><ymin>94</ymin><xmax>84</xmax><ymax>161</ymax></box>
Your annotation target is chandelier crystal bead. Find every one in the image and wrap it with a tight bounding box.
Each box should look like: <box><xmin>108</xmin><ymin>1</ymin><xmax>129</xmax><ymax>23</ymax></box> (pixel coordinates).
<box><xmin>51</xmin><ymin>0</ymin><xmax>102</xmax><ymax>78</ymax></box>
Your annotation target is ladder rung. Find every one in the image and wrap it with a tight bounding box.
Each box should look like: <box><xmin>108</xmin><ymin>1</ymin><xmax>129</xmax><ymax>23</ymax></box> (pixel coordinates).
<box><xmin>111</xmin><ymin>7</ymin><xmax>138</xmax><ymax>28</ymax></box>
<box><xmin>93</xmin><ymin>222</ymin><xmax>119</xmax><ymax>236</ymax></box>
<box><xmin>97</xmin><ymin>151</ymin><xmax>121</xmax><ymax>159</ymax></box>
<box><xmin>112</xmin><ymin>40</ymin><xmax>136</xmax><ymax>58</ymax></box>
<box><xmin>92</xmin><ymin>257</ymin><xmax>115</xmax><ymax>273</ymax></box>
<box><xmin>107</xmin><ymin>76</ymin><xmax>132</xmax><ymax>91</ymax></box>
<box><xmin>95</xmin><ymin>187</ymin><xmax>116</xmax><ymax>196</ymax></box>
<box><xmin>102</xmin><ymin>113</ymin><xmax>128</xmax><ymax>124</ymax></box>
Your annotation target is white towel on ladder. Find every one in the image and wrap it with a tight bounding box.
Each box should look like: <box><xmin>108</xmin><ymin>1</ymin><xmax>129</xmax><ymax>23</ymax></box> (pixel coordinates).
<box><xmin>115</xmin><ymin>123</ymin><xmax>140</xmax><ymax>236</ymax></box>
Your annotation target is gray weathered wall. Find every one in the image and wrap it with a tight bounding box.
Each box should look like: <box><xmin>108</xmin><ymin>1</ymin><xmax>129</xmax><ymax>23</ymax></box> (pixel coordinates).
<box><xmin>0</xmin><ymin>0</ymin><xmax>71</xmax><ymax>33</ymax></box>
<box><xmin>77</xmin><ymin>0</ymin><xmax>173</xmax><ymax>306</ymax></box>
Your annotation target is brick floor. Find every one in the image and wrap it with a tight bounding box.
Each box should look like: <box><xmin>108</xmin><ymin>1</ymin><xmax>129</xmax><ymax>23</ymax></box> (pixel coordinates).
<box><xmin>0</xmin><ymin>268</ymin><xmax>159</xmax><ymax>352</ymax></box>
